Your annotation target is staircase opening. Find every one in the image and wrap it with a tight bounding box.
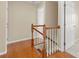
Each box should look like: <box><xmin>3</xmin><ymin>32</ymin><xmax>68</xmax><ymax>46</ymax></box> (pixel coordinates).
<box><xmin>31</xmin><ymin>24</ymin><xmax>60</xmax><ymax>57</ymax></box>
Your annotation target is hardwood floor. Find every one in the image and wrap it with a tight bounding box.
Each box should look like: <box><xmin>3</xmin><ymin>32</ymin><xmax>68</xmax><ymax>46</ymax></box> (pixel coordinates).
<box><xmin>0</xmin><ymin>40</ymin><xmax>75</xmax><ymax>58</ymax></box>
<box><xmin>48</xmin><ymin>52</ymin><xmax>75</xmax><ymax>58</ymax></box>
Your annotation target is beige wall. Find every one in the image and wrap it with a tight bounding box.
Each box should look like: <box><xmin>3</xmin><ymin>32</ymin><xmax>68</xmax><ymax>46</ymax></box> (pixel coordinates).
<box><xmin>0</xmin><ymin>1</ymin><xmax>7</xmax><ymax>53</ymax></box>
<box><xmin>8</xmin><ymin>2</ymin><xmax>37</xmax><ymax>42</ymax></box>
<box><xmin>74</xmin><ymin>2</ymin><xmax>79</xmax><ymax>41</ymax></box>
<box><xmin>45</xmin><ymin>1</ymin><xmax>58</xmax><ymax>26</ymax></box>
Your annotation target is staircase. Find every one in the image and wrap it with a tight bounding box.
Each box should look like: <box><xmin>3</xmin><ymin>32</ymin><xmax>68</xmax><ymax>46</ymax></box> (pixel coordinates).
<box><xmin>31</xmin><ymin>24</ymin><xmax>60</xmax><ymax>57</ymax></box>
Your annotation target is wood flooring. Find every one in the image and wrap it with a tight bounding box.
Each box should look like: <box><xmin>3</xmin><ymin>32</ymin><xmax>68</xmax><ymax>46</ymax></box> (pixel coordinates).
<box><xmin>0</xmin><ymin>40</ymin><xmax>75</xmax><ymax>58</ymax></box>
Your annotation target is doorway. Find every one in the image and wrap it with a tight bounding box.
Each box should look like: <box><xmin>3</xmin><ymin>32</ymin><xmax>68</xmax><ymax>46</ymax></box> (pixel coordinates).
<box><xmin>58</xmin><ymin>1</ymin><xmax>79</xmax><ymax>57</ymax></box>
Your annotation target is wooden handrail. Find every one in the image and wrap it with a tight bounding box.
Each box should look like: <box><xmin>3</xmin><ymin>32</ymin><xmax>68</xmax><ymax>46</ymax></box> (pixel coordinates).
<box><xmin>32</xmin><ymin>24</ymin><xmax>60</xmax><ymax>29</ymax></box>
<box><xmin>33</xmin><ymin>27</ymin><xmax>43</xmax><ymax>35</ymax></box>
<box><xmin>46</xmin><ymin>25</ymin><xmax>60</xmax><ymax>29</ymax></box>
<box><xmin>33</xmin><ymin>25</ymin><xmax>45</xmax><ymax>27</ymax></box>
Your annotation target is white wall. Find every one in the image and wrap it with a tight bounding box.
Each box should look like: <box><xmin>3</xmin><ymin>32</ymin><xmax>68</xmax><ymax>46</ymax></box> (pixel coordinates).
<box><xmin>58</xmin><ymin>1</ymin><xmax>65</xmax><ymax>52</ymax></box>
<box><xmin>8</xmin><ymin>2</ymin><xmax>37</xmax><ymax>42</ymax></box>
<box><xmin>0</xmin><ymin>1</ymin><xmax>7</xmax><ymax>53</ymax></box>
<box><xmin>37</xmin><ymin>2</ymin><xmax>46</xmax><ymax>25</ymax></box>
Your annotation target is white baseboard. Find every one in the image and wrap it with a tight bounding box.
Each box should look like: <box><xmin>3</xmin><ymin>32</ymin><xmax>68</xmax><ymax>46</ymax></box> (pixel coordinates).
<box><xmin>0</xmin><ymin>51</ymin><xmax>7</xmax><ymax>55</ymax></box>
<box><xmin>7</xmin><ymin>37</ymin><xmax>31</xmax><ymax>44</ymax></box>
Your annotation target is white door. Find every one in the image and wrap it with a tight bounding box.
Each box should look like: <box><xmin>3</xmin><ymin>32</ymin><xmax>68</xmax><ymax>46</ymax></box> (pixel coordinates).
<box><xmin>65</xmin><ymin>2</ymin><xmax>76</xmax><ymax>49</ymax></box>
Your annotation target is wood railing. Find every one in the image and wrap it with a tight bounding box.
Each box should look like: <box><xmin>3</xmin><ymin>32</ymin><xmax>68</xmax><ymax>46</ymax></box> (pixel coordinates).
<box><xmin>31</xmin><ymin>24</ymin><xmax>60</xmax><ymax>58</ymax></box>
